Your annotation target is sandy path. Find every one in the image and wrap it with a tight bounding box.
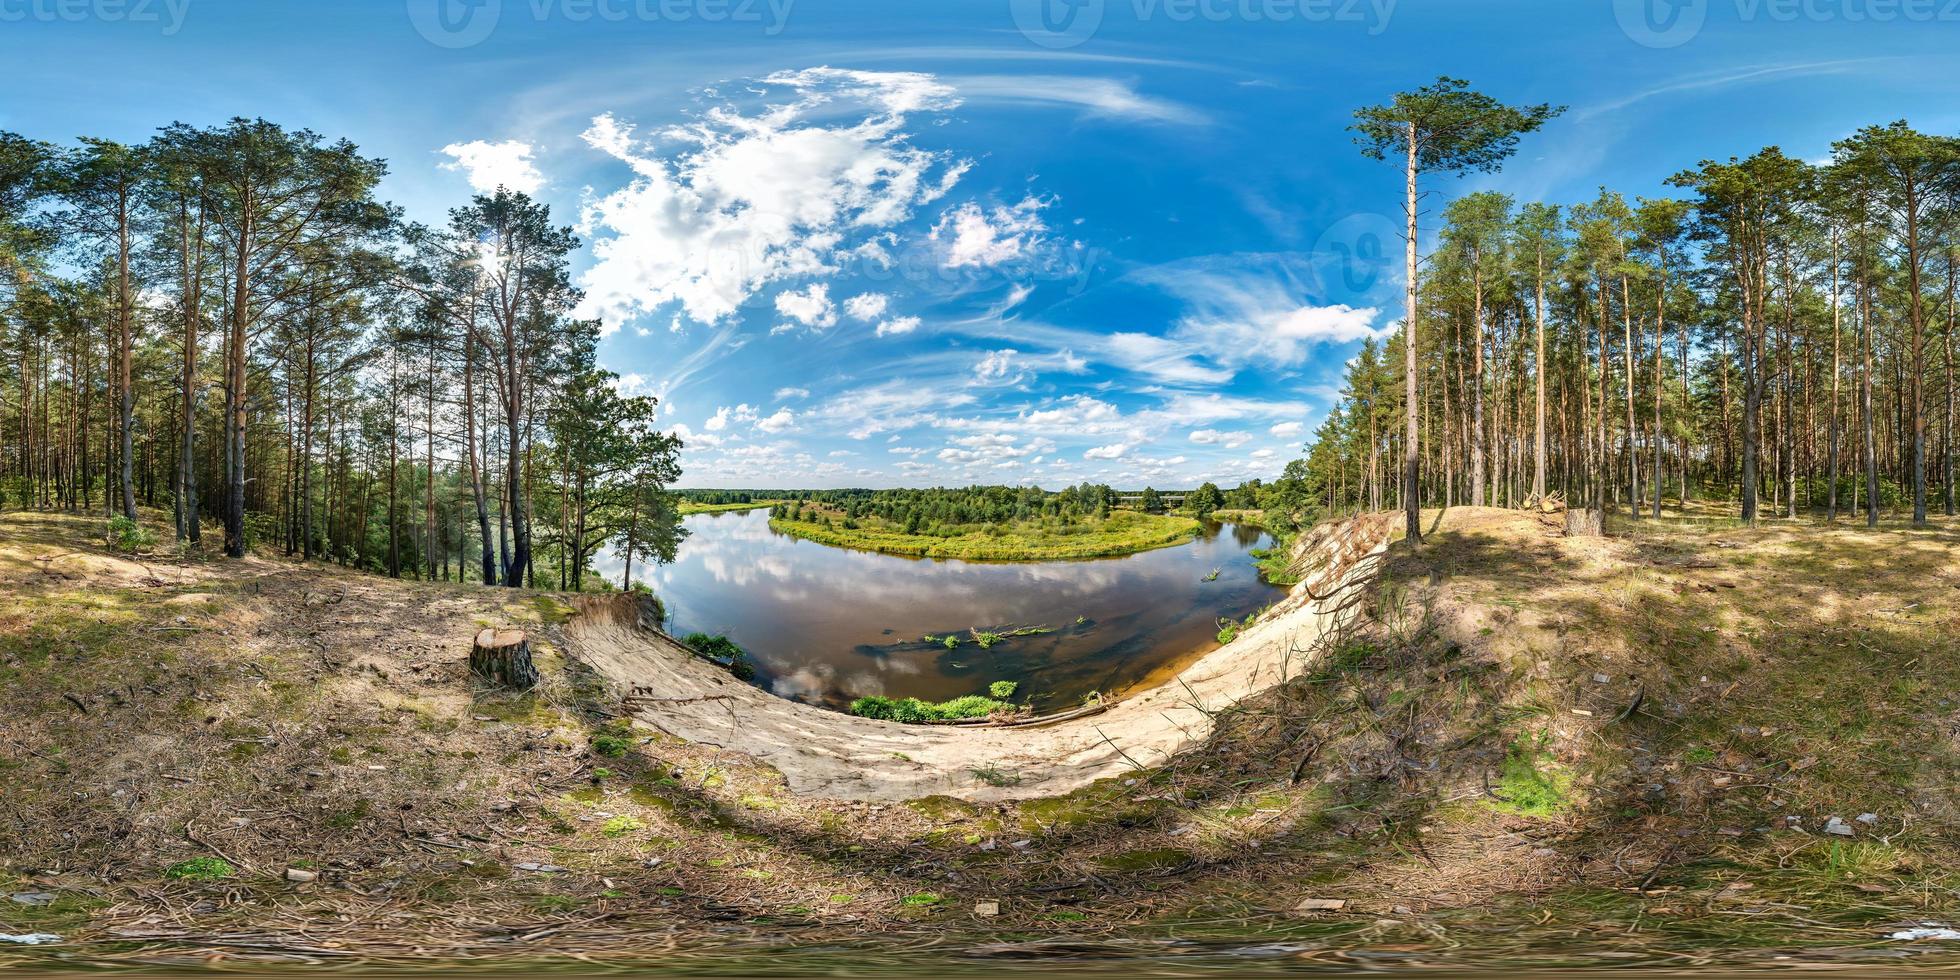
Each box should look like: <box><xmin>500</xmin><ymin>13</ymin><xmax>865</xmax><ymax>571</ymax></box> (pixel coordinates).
<box><xmin>567</xmin><ymin>514</ymin><xmax>1393</xmax><ymax>802</ymax></box>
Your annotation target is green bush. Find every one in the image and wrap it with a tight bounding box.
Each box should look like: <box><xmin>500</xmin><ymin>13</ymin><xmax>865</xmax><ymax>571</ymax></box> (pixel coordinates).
<box><xmin>682</xmin><ymin>632</ymin><xmax>756</xmax><ymax>681</ymax></box>
<box><xmin>848</xmin><ymin>692</ymin><xmax>1018</xmax><ymax>724</ymax></box>
<box><xmin>988</xmin><ymin>680</ymin><xmax>1019</xmax><ymax>699</ymax></box>
<box><xmin>107</xmin><ymin>515</ymin><xmax>155</xmax><ymax>553</ymax></box>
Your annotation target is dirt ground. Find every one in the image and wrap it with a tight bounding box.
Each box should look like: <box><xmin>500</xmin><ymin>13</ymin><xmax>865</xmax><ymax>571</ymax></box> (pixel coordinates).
<box><xmin>2</xmin><ymin>503</ymin><xmax>1959</xmax><ymax>973</ymax></box>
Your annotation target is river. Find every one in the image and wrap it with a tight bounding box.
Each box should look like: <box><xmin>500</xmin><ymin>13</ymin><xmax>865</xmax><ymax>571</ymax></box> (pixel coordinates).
<box><xmin>632</xmin><ymin>508</ymin><xmax>1286</xmax><ymax>712</ymax></box>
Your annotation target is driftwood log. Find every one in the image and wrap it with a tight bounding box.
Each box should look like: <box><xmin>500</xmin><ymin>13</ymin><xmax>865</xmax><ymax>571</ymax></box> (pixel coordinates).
<box><xmin>1564</xmin><ymin>507</ymin><xmax>1603</xmax><ymax>537</ymax></box>
<box><xmin>470</xmin><ymin>628</ymin><xmax>539</xmax><ymax>689</ymax></box>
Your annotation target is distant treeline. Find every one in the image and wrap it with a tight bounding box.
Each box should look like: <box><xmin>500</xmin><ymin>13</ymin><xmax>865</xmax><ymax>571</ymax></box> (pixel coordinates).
<box><xmin>683</xmin><ymin>481</ymin><xmax>1318</xmax><ymax>534</ymax></box>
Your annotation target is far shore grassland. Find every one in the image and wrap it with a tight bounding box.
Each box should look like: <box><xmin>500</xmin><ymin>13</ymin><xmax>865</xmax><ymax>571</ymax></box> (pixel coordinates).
<box><xmin>1206</xmin><ymin>508</ymin><xmax>1267</xmax><ymax>528</ymax></box>
<box><xmin>676</xmin><ymin>499</ymin><xmax>785</xmax><ymax>516</ymax></box>
<box><xmin>768</xmin><ymin>506</ymin><xmax>1203</xmax><ymax>561</ymax></box>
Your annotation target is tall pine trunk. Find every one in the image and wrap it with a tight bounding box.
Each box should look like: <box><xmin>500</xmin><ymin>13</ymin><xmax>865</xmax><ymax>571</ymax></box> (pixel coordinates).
<box><xmin>116</xmin><ymin>186</ymin><xmax>137</xmax><ymax>522</ymax></box>
<box><xmin>1401</xmin><ymin>123</ymin><xmax>1422</xmax><ymax>544</ymax></box>
<box><xmin>1826</xmin><ymin>233</ymin><xmax>1841</xmax><ymax>521</ymax></box>
<box><xmin>224</xmin><ymin>205</ymin><xmax>252</xmax><ymax>559</ymax></box>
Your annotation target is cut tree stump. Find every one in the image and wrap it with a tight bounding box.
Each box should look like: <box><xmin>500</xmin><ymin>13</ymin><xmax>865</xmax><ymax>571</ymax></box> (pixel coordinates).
<box><xmin>1564</xmin><ymin>507</ymin><xmax>1602</xmax><ymax>537</ymax></box>
<box><xmin>471</xmin><ymin>628</ymin><xmax>539</xmax><ymax>690</ymax></box>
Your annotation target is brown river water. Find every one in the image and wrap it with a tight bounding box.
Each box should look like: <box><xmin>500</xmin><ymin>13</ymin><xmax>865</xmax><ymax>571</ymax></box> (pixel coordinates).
<box><xmin>628</xmin><ymin>508</ymin><xmax>1285</xmax><ymax>711</ymax></box>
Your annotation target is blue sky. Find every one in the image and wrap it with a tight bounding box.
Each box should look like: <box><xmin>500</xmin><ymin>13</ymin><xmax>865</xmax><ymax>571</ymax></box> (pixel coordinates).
<box><xmin>4</xmin><ymin>0</ymin><xmax>1956</xmax><ymax>488</ymax></box>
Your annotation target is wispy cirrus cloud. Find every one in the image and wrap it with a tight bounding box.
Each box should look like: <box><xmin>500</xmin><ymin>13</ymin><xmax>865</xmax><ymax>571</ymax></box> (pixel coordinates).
<box><xmin>945</xmin><ymin>75</ymin><xmax>1209</xmax><ymax>126</ymax></box>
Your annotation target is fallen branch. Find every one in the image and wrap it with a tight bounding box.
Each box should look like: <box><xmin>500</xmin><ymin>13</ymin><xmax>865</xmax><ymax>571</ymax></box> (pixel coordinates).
<box><xmin>621</xmin><ymin>694</ymin><xmax>740</xmax><ymax>707</ymax></box>
<box><xmin>184</xmin><ymin>821</ymin><xmax>252</xmax><ymax>874</ymax></box>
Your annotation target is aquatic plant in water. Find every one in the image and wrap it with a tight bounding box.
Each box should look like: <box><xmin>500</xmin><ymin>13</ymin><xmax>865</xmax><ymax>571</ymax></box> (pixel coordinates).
<box><xmin>968</xmin><ymin>624</ymin><xmax>1052</xmax><ymax>649</ymax></box>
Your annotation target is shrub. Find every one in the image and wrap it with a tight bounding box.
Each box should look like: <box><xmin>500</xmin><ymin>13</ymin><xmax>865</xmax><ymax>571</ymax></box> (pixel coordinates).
<box><xmin>848</xmin><ymin>696</ymin><xmax>934</xmax><ymax>723</ymax></box>
<box><xmin>107</xmin><ymin>515</ymin><xmax>155</xmax><ymax>553</ymax></box>
<box><xmin>682</xmin><ymin>632</ymin><xmax>756</xmax><ymax>681</ymax></box>
<box><xmin>849</xmin><ymin>693</ymin><xmax>1016</xmax><ymax>724</ymax></box>
<box><xmin>988</xmin><ymin>680</ymin><xmax>1019</xmax><ymax>699</ymax></box>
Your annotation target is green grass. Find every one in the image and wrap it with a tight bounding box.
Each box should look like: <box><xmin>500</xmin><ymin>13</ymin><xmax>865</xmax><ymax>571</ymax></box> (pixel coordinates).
<box><xmin>600</xmin><ymin>815</ymin><xmax>645</xmax><ymax>837</ymax></box>
<box><xmin>1487</xmin><ymin>735</ymin><xmax>1572</xmax><ymax>818</ymax></box>
<box><xmin>1215</xmin><ymin>611</ymin><xmax>1256</xmax><ymax>645</ymax></box>
<box><xmin>769</xmin><ymin>508</ymin><xmax>1202</xmax><ymax>561</ymax></box>
<box><xmin>163</xmin><ymin>857</ymin><xmax>235</xmax><ymax>880</ymax></box>
<box><xmin>970</xmin><ymin>765</ymin><xmax>1022</xmax><ymax>787</ymax></box>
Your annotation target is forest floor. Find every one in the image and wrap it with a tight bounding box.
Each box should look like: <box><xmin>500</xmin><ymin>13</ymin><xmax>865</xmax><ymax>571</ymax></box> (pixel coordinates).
<box><xmin>2</xmin><ymin>503</ymin><xmax>1959</xmax><ymax>974</ymax></box>
<box><xmin>767</xmin><ymin>506</ymin><xmax>1201</xmax><ymax>561</ymax></box>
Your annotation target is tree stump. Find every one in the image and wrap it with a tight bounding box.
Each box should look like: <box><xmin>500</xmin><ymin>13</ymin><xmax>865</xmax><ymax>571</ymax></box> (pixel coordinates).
<box><xmin>471</xmin><ymin>628</ymin><xmax>539</xmax><ymax>690</ymax></box>
<box><xmin>1564</xmin><ymin>507</ymin><xmax>1602</xmax><ymax>537</ymax></box>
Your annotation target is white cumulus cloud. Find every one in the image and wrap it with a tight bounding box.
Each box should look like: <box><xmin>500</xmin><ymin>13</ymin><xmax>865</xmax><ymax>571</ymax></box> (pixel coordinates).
<box><xmin>931</xmin><ymin>196</ymin><xmax>1049</xmax><ymax>268</ymax></box>
<box><xmin>1190</xmin><ymin>429</ymin><xmax>1253</xmax><ymax>449</ymax></box>
<box><xmin>974</xmin><ymin>348</ymin><xmax>1020</xmax><ymax>382</ymax></box>
<box><xmin>774</xmin><ymin>283</ymin><xmax>837</xmax><ymax>330</ymax></box>
<box><xmin>843</xmin><ymin>292</ymin><xmax>890</xmax><ymax>322</ymax></box>
<box><xmin>439</xmin><ymin>139</ymin><xmax>544</xmax><ymax>195</ymax></box>
<box><xmin>875</xmin><ymin>315</ymin><xmax>921</xmax><ymax>337</ymax></box>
